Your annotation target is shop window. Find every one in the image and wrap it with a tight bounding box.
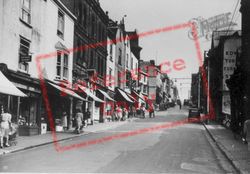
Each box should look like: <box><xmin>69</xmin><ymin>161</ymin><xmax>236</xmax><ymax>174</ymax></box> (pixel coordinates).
<box><xmin>21</xmin><ymin>0</ymin><xmax>31</xmax><ymax>24</ymax></box>
<box><xmin>19</xmin><ymin>97</ymin><xmax>38</xmax><ymax>126</ymax></box>
<box><xmin>57</xmin><ymin>10</ymin><xmax>65</xmax><ymax>39</ymax></box>
<box><xmin>19</xmin><ymin>37</ymin><xmax>30</xmax><ymax>73</ymax></box>
<box><xmin>56</xmin><ymin>51</ymin><xmax>69</xmax><ymax>80</ymax></box>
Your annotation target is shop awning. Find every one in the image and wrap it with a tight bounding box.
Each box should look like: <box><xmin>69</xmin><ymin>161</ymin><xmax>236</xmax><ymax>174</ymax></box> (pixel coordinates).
<box><xmin>98</xmin><ymin>89</ymin><xmax>115</xmax><ymax>102</ymax></box>
<box><xmin>48</xmin><ymin>82</ymin><xmax>87</xmax><ymax>101</ymax></box>
<box><xmin>78</xmin><ymin>85</ymin><xmax>104</xmax><ymax>103</ymax></box>
<box><xmin>127</xmin><ymin>92</ymin><xmax>138</xmax><ymax>102</ymax></box>
<box><xmin>132</xmin><ymin>90</ymin><xmax>146</xmax><ymax>102</ymax></box>
<box><xmin>0</xmin><ymin>71</ymin><xmax>27</xmax><ymax>97</ymax></box>
<box><xmin>117</xmin><ymin>88</ymin><xmax>134</xmax><ymax>103</ymax></box>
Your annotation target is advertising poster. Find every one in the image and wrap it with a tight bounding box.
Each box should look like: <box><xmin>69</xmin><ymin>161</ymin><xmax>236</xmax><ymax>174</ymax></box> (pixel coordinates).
<box><xmin>222</xmin><ymin>37</ymin><xmax>241</xmax><ymax>114</ymax></box>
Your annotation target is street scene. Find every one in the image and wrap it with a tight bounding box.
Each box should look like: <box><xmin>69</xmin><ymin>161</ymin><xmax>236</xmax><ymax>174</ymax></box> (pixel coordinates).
<box><xmin>0</xmin><ymin>0</ymin><xmax>250</xmax><ymax>173</ymax></box>
<box><xmin>0</xmin><ymin>107</ymin><xmax>237</xmax><ymax>173</ymax></box>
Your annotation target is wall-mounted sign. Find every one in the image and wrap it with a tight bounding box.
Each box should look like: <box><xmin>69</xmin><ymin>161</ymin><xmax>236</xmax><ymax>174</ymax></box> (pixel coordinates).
<box><xmin>20</xmin><ymin>54</ymin><xmax>32</xmax><ymax>63</ymax></box>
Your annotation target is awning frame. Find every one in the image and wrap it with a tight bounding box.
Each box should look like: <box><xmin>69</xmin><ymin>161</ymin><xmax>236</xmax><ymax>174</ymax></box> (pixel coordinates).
<box><xmin>98</xmin><ymin>89</ymin><xmax>116</xmax><ymax>102</ymax></box>
<box><xmin>78</xmin><ymin>85</ymin><xmax>104</xmax><ymax>103</ymax></box>
<box><xmin>48</xmin><ymin>82</ymin><xmax>87</xmax><ymax>101</ymax></box>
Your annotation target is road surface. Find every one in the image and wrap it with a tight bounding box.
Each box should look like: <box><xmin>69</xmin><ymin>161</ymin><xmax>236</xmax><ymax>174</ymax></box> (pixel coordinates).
<box><xmin>0</xmin><ymin>107</ymin><xmax>236</xmax><ymax>173</ymax></box>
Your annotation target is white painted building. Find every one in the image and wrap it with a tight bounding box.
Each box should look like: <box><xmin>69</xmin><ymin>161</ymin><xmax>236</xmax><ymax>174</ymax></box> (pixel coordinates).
<box><xmin>0</xmin><ymin>0</ymin><xmax>77</xmax><ymax>134</ymax></box>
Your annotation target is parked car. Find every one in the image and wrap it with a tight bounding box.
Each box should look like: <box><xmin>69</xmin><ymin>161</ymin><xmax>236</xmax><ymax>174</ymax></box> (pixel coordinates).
<box><xmin>183</xmin><ymin>99</ymin><xmax>189</xmax><ymax>106</ymax></box>
<box><xmin>188</xmin><ymin>108</ymin><xmax>201</xmax><ymax>123</ymax></box>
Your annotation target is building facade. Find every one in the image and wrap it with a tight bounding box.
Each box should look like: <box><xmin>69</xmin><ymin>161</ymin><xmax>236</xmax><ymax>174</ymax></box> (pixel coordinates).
<box><xmin>0</xmin><ymin>0</ymin><xmax>78</xmax><ymax>134</ymax></box>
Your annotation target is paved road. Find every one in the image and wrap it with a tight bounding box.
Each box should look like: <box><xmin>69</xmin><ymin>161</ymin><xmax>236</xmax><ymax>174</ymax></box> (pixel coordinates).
<box><xmin>0</xmin><ymin>107</ymin><xmax>236</xmax><ymax>173</ymax></box>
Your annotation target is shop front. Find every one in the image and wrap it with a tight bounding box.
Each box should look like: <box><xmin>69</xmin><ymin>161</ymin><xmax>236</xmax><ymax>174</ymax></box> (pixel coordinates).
<box><xmin>0</xmin><ymin>69</ymin><xmax>45</xmax><ymax>136</ymax></box>
<box><xmin>45</xmin><ymin>82</ymin><xmax>87</xmax><ymax>131</ymax></box>
<box><xmin>97</xmin><ymin>89</ymin><xmax>116</xmax><ymax>121</ymax></box>
<box><xmin>115</xmin><ymin>88</ymin><xmax>134</xmax><ymax>109</ymax></box>
<box><xmin>77</xmin><ymin>85</ymin><xmax>104</xmax><ymax>123</ymax></box>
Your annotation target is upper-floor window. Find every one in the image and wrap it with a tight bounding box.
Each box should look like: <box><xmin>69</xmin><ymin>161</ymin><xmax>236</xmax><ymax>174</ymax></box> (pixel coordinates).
<box><xmin>76</xmin><ymin>39</ymin><xmax>86</xmax><ymax>66</ymax></box>
<box><xmin>21</xmin><ymin>0</ymin><xmax>31</xmax><ymax>24</ymax></box>
<box><xmin>63</xmin><ymin>54</ymin><xmax>69</xmax><ymax>79</ymax></box>
<box><xmin>57</xmin><ymin>11</ymin><xmax>65</xmax><ymax>39</ymax></box>
<box><xmin>98</xmin><ymin>23</ymin><xmax>102</xmax><ymax>41</ymax></box>
<box><xmin>126</xmin><ymin>71</ymin><xmax>130</xmax><ymax>87</ymax></box>
<box><xmin>126</xmin><ymin>54</ymin><xmax>129</xmax><ymax>68</ymax></box>
<box><xmin>56</xmin><ymin>51</ymin><xmax>69</xmax><ymax>80</ymax></box>
<box><xmin>130</xmin><ymin>57</ymin><xmax>133</xmax><ymax>70</ymax></box>
<box><xmin>78</xmin><ymin>3</ymin><xmax>87</xmax><ymax>28</ymax></box>
<box><xmin>89</xmin><ymin>51</ymin><xmax>94</xmax><ymax>68</ymax></box>
<box><xmin>135</xmin><ymin>63</ymin><xmax>138</xmax><ymax>75</ymax></box>
<box><xmin>19</xmin><ymin>37</ymin><xmax>30</xmax><ymax>73</ymax></box>
<box><xmin>118</xmin><ymin>48</ymin><xmax>122</xmax><ymax>65</ymax></box>
<box><xmin>109</xmin><ymin>68</ymin><xmax>112</xmax><ymax>87</ymax></box>
<box><xmin>118</xmin><ymin>71</ymin><xmax>121</xmax><ymax>88</ymax></box>
<box><xmin>91</xmin><ymin>15</ymin><xmax>96</xmax><ymax>37</ymax></box>
<box><xmin>109</xmin><ymin>44</ymin><xmax>113</xmax><ymax>61</ymax></box>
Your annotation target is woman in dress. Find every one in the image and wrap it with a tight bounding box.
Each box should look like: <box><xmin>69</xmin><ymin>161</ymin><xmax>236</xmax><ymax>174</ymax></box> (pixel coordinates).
<box><xmin>0</xmin><ymin>108</ymin><xmax>12</xmax><ymax>148</ymax></box>
<box><xmin>75</xmin><ymin>109</ymin><xmax>83</xmax><ymax>134</ymax></box>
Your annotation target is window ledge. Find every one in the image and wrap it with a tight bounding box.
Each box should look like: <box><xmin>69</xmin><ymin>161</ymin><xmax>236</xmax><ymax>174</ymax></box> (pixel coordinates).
<box><xmin>19</xmin><ymin>18</ymin><xmax>32</xmax><ymax>29</ymax></box>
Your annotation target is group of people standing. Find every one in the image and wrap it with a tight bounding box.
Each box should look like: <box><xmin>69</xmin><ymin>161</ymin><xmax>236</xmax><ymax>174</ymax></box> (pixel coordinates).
<box><xmin>0</xmin><ymin>106</ymin><xmax>12</xmax><ymax>148</ymax></box>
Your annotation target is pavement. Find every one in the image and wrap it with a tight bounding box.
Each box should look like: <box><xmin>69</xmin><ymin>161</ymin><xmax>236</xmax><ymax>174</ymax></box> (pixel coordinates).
<box><xmin>203</xmin><ymin>121</ymin><xmax>250</xmax><ymax>174</ymax></box>
<box><xmin>0</xmin><ymin>117</ymin><xmax>139</xmax><ymax>156</ymax></box>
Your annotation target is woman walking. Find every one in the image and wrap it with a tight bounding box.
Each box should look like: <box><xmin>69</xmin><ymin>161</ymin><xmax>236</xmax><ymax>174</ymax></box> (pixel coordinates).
<box><xmin>75</xmin><ymin>109</ymin><xmax>83</xmax><ymax>134</ymax></box>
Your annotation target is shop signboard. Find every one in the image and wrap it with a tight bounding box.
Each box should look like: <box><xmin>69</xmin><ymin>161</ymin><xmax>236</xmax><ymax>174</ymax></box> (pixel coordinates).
<box><xmin>20</xmin><ymin>54</ymin><xmax>32</xmax><ymax>63</ymax></box>
<box><xmin>222</xmin><ymin>36</ymin><xmax>241</xmax><ymax>114</ymax></box>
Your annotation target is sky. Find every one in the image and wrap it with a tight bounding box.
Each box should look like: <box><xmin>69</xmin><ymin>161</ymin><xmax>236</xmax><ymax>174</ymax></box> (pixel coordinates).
<box><xmin>99</xmin><ymin>0</ymin><xmax>241</xmax><ymax>100</ymax></box>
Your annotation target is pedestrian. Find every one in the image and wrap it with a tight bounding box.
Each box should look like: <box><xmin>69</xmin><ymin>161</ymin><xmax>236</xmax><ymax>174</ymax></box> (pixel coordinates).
<box><xmin>75</xmin><ymin>109</ymin><xmax>83</xmax><ymax>134</ymax></box>
<box><xmin>132</xmin><ymin>106</ymin><xmax>136</xmax><ymax>118</ymax></box>
<box><xmin>140</xmin><ymin>104</ymin><xmax>146</xmax><ymax>118</ymax></box>
<box><xmin>149</xmin><ymin>104</ymin><xmax>155</xmax><ymax>118</ymax></box>
<box><xmin>83</xmin><ymin>110</ymin><xmax>88</xmax><ymax>128</ymax></box>
<box><xmin>61</xmin><ymin>111</ymin><xmax>68</xmax><ymax>131</ymax></box>
<box><xmin>0</xmin><ymin>108</ymin><xmax>12</xmax><ymax>148</ymax></box>
<box><xmin>179</xmin><ymin>101</ymin><xmax>182</xmax><ymax>110</ymax></box>
<box><xmin>85</xmin><ymin>108</ymin><xmax>91</xmax><ymax>125</ymax></box>
<box><xmin>122</xmin><ymin>107</ymin><xmax>127</xmax><ymax>121</ymax></box>
<box><xmin>116</xmin><ymin>105</ymin><xmax>122</xmax><ymax>121</ymax></box>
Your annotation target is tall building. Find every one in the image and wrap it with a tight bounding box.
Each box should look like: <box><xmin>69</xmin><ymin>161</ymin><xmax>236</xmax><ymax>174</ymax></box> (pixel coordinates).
<box><xmin>0</xmin><ymin>0</ymin><xmax>80</xmax><ymax>134</ymax></box>
<box><xmin>61</xmin><ymin>0</ymin><xmax>109</xmax><ymax>123</ymax></box>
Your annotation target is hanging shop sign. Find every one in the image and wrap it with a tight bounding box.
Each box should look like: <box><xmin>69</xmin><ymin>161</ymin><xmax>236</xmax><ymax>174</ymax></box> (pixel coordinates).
<box><xmin>20</xmin><ymin>54</ymin><xmax>32</xmax><ymax>63</ymax></box>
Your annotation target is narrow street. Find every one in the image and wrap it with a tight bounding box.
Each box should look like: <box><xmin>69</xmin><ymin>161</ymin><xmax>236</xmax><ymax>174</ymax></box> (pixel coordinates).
<box><xmin>0</xmin><ymin>107</ymin><xmax>236</xmax><ymax>173</ymax></box>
